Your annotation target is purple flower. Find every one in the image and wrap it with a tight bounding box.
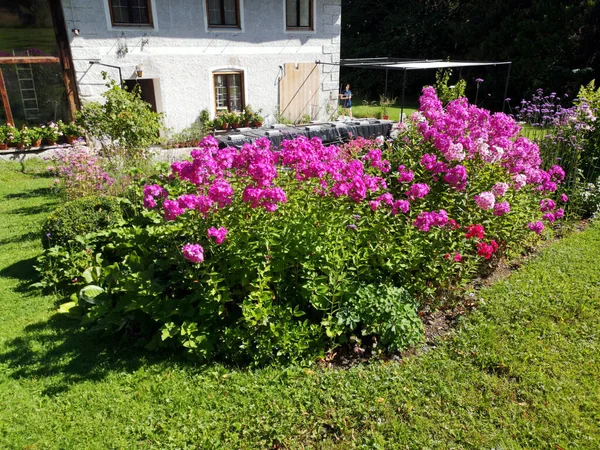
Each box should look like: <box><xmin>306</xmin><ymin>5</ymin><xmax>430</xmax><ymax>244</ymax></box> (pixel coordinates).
<box><xmin>493</xmin><ymin>201</ymin><xmax>511</xmax><ymax>216</ymax></box>
<box><xmin>182</xmin><ymin>243</ymin><xmax>204</xmax><ymax>263</ymax></box>
<box><xmin>539</xmin><ymin>198</ymin><xmax>556</xmax><ymax>212</ymax></box>
<box><xmin>163</xmin><ymin>199</ymin><xmax>185</xmax><ymax>221</ymax></box>
<box><xmin>475</xmin><ymin>78</ymin><xmax>484</xmax><ymax>84</ymax></box>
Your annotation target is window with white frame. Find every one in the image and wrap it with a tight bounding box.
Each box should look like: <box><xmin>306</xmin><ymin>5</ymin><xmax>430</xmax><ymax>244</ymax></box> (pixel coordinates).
<box><xmin>214</xmin><ymin>72</ymin><xmax>244</xmax><ymax>113</ymax></box>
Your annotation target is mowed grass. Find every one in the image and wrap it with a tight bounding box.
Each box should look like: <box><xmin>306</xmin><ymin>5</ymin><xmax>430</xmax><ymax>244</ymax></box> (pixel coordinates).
<box><xmin>0</xmin><ymin>161</ymin><xmax>599</xmax><ymax>449</ymax></box>
<box><xmin>351</xmin><ymin>105</ymin><xmax>417</xmax><ymax>121</ymax></box>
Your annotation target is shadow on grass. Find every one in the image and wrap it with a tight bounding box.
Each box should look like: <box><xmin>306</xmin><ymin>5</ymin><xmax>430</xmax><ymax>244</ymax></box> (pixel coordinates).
<box><xmin>3</xmin><ymin>187</ymin><xmax>53</xmax><ymax>201</ymax></box>
<box><xmin>0</xmin><ymin>313</ymin><xmax>186</xmax><ymax>396</ymax></box>
<box><xmin>9</xmin><ymin>203</ymin><xmax>57</xmax><ymax>216</ymax></box>
<box><xmin>0</xmin><ymin>230</ymin><xmax>41</xmax><ymax>246</ymax></box>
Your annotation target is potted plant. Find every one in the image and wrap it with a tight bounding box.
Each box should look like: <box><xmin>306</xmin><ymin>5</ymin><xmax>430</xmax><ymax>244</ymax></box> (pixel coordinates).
<box><xmin>228</xmin><ymin>111</ymin><xmax>241</xmax><ymax>129</ymax></box>
<box><xmin>0</xmin><ymin>123</ymin><xmax>12</xmax><ymax>150</ymax></box>
<box><xmin>41</xmin><ymin>122</ymin><xmax>61</xmax><ymax>146</ymax></box>
<box><xmin>6</xmin><ymin>125</ymin><xmax>19</xmax><ymax>148</ymax></box>
<box><xmin>26</xmin><ymin>126</ymin><xmax>43</xmax><ymax>147</ymax></box>
<box><xmin>14</xmin><ymin>126</ymin><xmax>34</xmax><ymax>149</ymax></box>
<box><xmin>214</xmin><ymin>115</ymin><xmax>229</xmax><ymax>131</ymax></box>
<box><xmin>379</xmin><ymin>95</ymin><xmax>396</xmax><ymax>120</ymax></box>
<box><xmin>252</xmin><ymin>109</ymin><xmax>264</xmax><ymax>128</ymax></box>
<box><xmin>59</xmin><ymin>121</ymin><xmax>84</xmax><ymax>145</ymax></box>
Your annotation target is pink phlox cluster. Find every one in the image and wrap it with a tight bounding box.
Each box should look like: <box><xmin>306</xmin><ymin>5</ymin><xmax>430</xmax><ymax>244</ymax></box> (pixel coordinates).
<box><xmin>420</xmin><ymin>154</ymin><xmax>447</xmax><ymax>174</ymax></box>
<box><xmin>50</xmin><ymin>147</ymin><xmax>115</xmax><ymax>196</ymax></box>
<box><xmin>527</xmin><ymin>221</ymin><xmax>545</xmax><ymax>234</ymax></box>
<box><xmin>182</xmin><ymin>243</ymin><xmax>204</xmax><ymax>263</ymax></box>
<box><xmin>397</xmin><ymin>165</ymin><xmax>415</xmax><ymax>183</ymax></box>
<box><xmin>143</xmin><ymin>183</ymin><xmax>167</xmax><ymax>208</ymax></box>
<box><xmin>539</xmin><ymin>198</ymin><xmax>556</xmax><ymax>212</ymax></box>
<box><xmin>560</xmin><ymin>193</ymin><xmax>569</xmax><ymax>203</ymax></box>
<box><xmin>364</xmin><ymin>149</ymin><xmax>391</xmax><ymax>172</ymax></box>
<box><xmin>391</xmin><ymin>200</ymin><xmax>410</xmax><ymax>215</ymax></box>
<box><xmin>443</xmin><ymin>165</ymin><xmax>468</xmax><ymax>190</ymax></box>
<box><xmin>474</xmin><ymin>191</ymin><xmax>496</xmax><ymax>210</ymax></box>
<box><xmin>406</xmin><ymin>183</ymin><xmax>430</xmax><ymax>201</ymax></box>
<box><xmin>163</xmin><ymin>199</ymin><xmax>185</xmax><ymax>221</ymax></box>
<box><xmin>242</xmin><ymin>186</ymin><xmax>287</xmax><ymax>211</ymax></box>
<box><xmin>492</xmin><ymin>182</ymin><xmax>509</xmax><ymax>198</ymax></box>
<box><xmin>208</xmin><ymin>179</ymin><xmax>234</xmax><ymax>208</ymax></box>
<box><xmin>415</xmin><ymin>88</ymin><xmax>563</xmax><ymax>194</ymax></box>
<box><xmin>548</xmin><ymin>165</ymin><xmax>566</xmax><ymax>183</ymax></box>
<box><xmin>413</xmin><ymin>210</ymin><xmax>449</xmax><ymax>231</ymax></box>
<box><xmin>493</xmin><ymin>201</ymin><xmax>511</xmax><ymax>216</ymax></box>
<box><xmin>207</xmin><ymin>226</ymin><xmax>228</xmax><ymax>244</ymax></box>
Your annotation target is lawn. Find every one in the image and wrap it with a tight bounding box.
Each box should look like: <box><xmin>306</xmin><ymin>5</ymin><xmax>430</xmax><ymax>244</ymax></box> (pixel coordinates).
<box><xmin>0</xmin><ymin>161</ymin><xmax>599</xmax><ymax>449</ymax></box>
<box><xmin>351</xmin><ymin>104</ymin><xmax>417</xmax><ymax>121</ymax></box>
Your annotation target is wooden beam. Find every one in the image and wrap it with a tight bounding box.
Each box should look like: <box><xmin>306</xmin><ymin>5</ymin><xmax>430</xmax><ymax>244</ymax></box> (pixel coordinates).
<box><xmin>0</xmin><ymin>56</ymin><xmax>61</xmax><ymax>65</ymax></box>
<box><xmin>0</xmin><ymin>68</ymin><xmax>14</xmax><ymax>125</ymax></box>
<box><xmin>49</xmin><ymin>0</ymin><xmax>81</xmax><ymax>119</ymax></box>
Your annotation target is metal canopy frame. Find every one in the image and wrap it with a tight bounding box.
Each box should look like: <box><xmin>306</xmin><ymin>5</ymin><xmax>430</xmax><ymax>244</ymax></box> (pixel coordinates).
<box><xmin>318</xmin><ymin>58</ymin><xmax>513</xmax><ymax>117</ymax></box>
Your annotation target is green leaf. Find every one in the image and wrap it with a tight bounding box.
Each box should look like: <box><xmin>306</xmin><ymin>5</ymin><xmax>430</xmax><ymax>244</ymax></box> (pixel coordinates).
<box><xmin>79</xmin><ymin>285</ymin><xmax>105</xmax><ymax>304</ymax></box>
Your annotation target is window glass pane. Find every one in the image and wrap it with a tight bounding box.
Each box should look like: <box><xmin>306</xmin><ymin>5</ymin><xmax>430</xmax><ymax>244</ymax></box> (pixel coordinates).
<box><xmin>2</xmin><ymin>63</ymin><xmax>70</xmax><ymax>127</ymax></box>
<box><xmin>0</xmin><ymin>0</ymin><xmax>59</xmax><ymax>57</ymax></box>
<box><xmin>223</xmin><ymin>0</ymin><xmax>237</xmax><ymax>25</ymax></box>
<box><xmin>215</xmin><ymin>74</ymin><xmax>228</xmax><ymax>110</ymax></box>
<box><xmin>207</xmin><ymin>0</ymin><xmax>221</xmax><ymax>25</ymax></box>
<box><xmin>286</xmin><ymin>0</ymin><xmax>297</xmax><ymax>27</ymax></box>
<box><xmin>228</xmin><ymin>74</ymin><xmax>242</xmax><ymax>112</ymax></box>
<box><xmin>130</xmin><ymin>0</ymin><xmax>150</xmax><ymax>24</ymax></box>
<box><xmin>299</xmin><ymin>0</ymin><xmax>310</xmax><ymax>27</ymax></box>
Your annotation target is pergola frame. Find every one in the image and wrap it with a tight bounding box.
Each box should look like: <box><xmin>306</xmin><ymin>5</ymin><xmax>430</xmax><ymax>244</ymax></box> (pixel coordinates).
<box><xmin>318</xmin><ymin>57</ymin><xmax>512</xmax><ymax>117</ymax></box>
<box><xmin>0</xmin><ymin>0</ymin><xmax>79</xmax><ymax>125</ymax></box>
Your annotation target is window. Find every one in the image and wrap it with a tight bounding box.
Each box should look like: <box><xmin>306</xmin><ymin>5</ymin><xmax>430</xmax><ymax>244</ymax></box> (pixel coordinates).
<box><xmin>109</xmin><ymin>0</ymin><xmax>153</xmax><ymax>26</ymax></box>
<box><xmin>214</xmin><ymin>72</ymin><xmax>244</xmax><ymax>113</ymax></box>
<box><xmin>286</xmin><ymin>0</ymin><xmax>313</xmax><ymax>30</ymax></box>
<box><xmin>206</xmin><ymin>0</ymin><xmax>241</xmax><ymax>28</ymax></box>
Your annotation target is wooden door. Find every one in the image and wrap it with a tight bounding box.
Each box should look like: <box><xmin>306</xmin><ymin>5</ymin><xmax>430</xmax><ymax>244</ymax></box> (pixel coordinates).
<box><xmin>279</xmin><ymin>63</ymin><xmax>320</xmax><ymax>123</ymax></box>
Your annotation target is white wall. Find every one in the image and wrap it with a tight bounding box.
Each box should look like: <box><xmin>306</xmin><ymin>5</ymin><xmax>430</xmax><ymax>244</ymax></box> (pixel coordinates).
<box><xmin>61</xmin><ymin>0</ymin><xmax>341</xmax><ymax>131</ymax></box>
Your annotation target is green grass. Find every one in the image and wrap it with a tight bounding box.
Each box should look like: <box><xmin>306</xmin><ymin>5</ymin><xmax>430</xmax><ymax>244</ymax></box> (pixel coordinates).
<box><xmin>1</xmin><ymin>161</ymin><xmax>600</xmax><ymax>449</ymax></box>
<box><xmin>351</xmin><ymin>105</ymin><xmax>417</xmax><ymax>121</ymax></box>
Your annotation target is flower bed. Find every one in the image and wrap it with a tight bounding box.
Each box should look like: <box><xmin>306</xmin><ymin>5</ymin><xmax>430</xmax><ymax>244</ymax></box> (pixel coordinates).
<box><xmin>38</xmin><ymin>88</ymin><xmax>568</xmax><ymax>365</ymax></box>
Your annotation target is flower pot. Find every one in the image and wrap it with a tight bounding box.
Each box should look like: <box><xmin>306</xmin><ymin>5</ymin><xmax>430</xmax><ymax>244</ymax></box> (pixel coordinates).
<box><xmin>45</xmin><ymin>140</ymin><xmax>57</xmax><ymax>146</ymax></box>
<box><xmin>0</xmin><ymin>143</ymin><xmax>7</xmax><ymax>150</ymax></box>
<box><xmin>221</xmin><ymin>123</ymin><xmax>229</xmax><ymax>130</ymax></box>
<box><xmin>382</xmin><ymin>115</ymin><xmax>390</xmax><ymax>120</ymax></box>
<box><xmin>66</xmin><ymin>135</ymin><xmax>78</xmax><ymax>145</ymax></box>
<box><xmin>253</xmin><ymin>121</ymin><xmax>263</xmax><ymax>128</ymax></box>
<box><xmin>16</xmin><ymin>143</ymin><xmax>25</xmax><ymax>150</ymax></box>
<box><xmin>33</xmin><ymin>139</ymin><xmax>42</xmax><ymax>147</ymax></box>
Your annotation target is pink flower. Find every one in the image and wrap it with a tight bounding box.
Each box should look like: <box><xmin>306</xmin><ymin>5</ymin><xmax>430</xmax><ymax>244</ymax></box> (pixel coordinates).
<box><xmin>555</xmin><ymin>208</ymin><xmax>565</xmax><ymax>219</ymax></box>
<box><xmin>413</xmin><ymin>210</ymin><xmax>448</xmax><ymax>231</ymax></box>
<box><xmin>560</xmin><ymin>194</ymin><xmax>569</xmax><ymax>203</ymax></box>
<box><xmin>527</xmin><ymin>221</ymin><xmax>544</xmax><ymax>234</ymax></box>
<box><xmin>492</xmin><ymin>182</ymin><xmax>509</xmax><ymax>198</ymax></box>
<box><xmin>391</xmin><ymin>200</ymin><xmax>410</xmax><ymax>215</ymax></box>
<box><xmin>543</xmin><ymin>213</ymin><xmax>556</xmax><ymax>222</ymax></box>
<box><xmin>406</xmin><ymin>183</ymin><xmax>430</xmax><ymax>201</ymax></box>
<box><xmin>465</xmin><ymin>224</ymin><xmax>485</xmax><ymax>240</ymax></box>
<box><xmin>443</xmin><ymin>165</ymin><xmax>468</xmax><ymax>190</ymax></box>
<box><xmin>539</xmin><ymin>198</ymin><xmax>556</xmax><ymax>212</ymax></box>
<box><xmin>397</xmin><ymin>165</ymin><xmax>415</xmax><ymax>183</ymax></box>
<box><xmin>369</xmin><ymin>200</ymin><xmax>381</xmax><ymax>211</ymax></box>
<box><xmin>182</xmin><ymin>243</ymin><xmax>204</xmax><ymax>263</ymax></box>
<box><xmin>474</xmin><ymin>191</ymin><xmax>495</xmax><ymax>210</ymax></box>
<box><xmin>207</xmin><ymin>227</ymin><xmax>228</xmax><ymax>244</ymax></box>
<box><xmin>453</xmin><ymin>253</ymin><xmax>463</xmax><ymax>262</ymax></box>
<box><xmin>477</xmin><ymin>240</ymin><xmax>498</xmax><ymax>259</ymax></box>
<box><xmin>163</xmin><ymin>199</ymin><xmax>185</xmax><ymax>221</ymax></box>
<box><xmin>493</xmin><ymin>201</ymin><xmax>511</xmax><ymax>216</ymax></box>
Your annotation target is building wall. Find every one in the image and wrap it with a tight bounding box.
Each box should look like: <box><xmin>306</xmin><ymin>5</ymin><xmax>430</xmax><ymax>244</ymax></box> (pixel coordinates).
<box><xmin>60</xmin><ymin>0</ymin><xmax>341</xmax><ymax>131</ymax></box>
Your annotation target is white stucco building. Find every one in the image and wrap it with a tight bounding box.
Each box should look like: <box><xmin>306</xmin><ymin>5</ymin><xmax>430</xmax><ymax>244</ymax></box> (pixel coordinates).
<box><xmin>59</xmin><ymin>0</ymin><xmax>342</xmax><ymax>131</ymax></box>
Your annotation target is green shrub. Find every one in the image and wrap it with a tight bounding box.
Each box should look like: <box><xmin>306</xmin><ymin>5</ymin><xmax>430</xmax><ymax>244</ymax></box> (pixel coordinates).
<box><xmin>42</xmin><ymin>196</ymin><xmax>126</xmax><ymax>248</ymax></box>
<box><xmin>76</xmin><ymin>76</ymin><xmax>163</xmax><ymax>160</ymax></box>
